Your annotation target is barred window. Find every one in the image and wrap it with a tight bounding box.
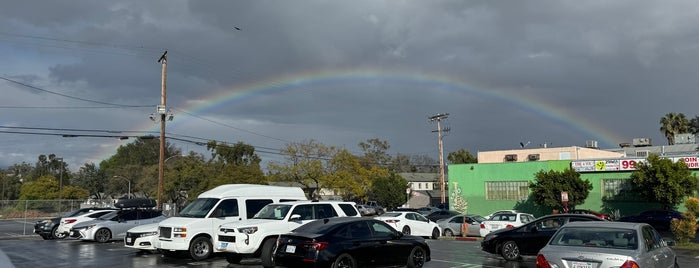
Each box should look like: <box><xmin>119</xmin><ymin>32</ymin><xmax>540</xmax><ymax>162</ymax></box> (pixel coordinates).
<box><xmin>485</xmin><ymin>181</ymin><xmax>529</xmax><ymax>200</ymax></box>
<box><xmin>602</xmin><ymin>178</ymin><xmax>638</xmax><ymax>200</ymax></box>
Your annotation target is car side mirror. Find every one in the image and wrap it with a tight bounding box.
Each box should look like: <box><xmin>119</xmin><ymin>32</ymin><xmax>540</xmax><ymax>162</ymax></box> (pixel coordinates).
<box><xmin>289</xmin><ymin>214</ymin><xmax>302</xmax><ymax>221</ymax></box>
<box><xmin>210</xmin><ymin>208</ymin><xmax>223</xmax><ymax>218</ymax></box>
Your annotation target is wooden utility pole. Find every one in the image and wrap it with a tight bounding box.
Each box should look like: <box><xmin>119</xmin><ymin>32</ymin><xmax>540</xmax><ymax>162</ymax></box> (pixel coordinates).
<box><xmin>157</xmin><ymin>51</ymin><xmax>167</xmax><ymax>210</ymax></box>
<box><xmin>429</xmin><ymin>113</ymin><xmax>450</xmax><ymax>204</ymax></box>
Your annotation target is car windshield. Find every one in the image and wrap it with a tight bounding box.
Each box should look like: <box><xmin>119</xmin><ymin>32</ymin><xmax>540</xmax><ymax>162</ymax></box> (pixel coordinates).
<box><xmin>550</xmin><ymin>227</ymin><xmax>638</xmax><ymax>250</ymax></box>
<box><xmin>253</xmin><ymin>204</ymin><xmax>292</xmax><ymax>220</ymax></box>
<box><xmin>178</xmin><ymin>198</ymin><xmax>219</xmax><ymax>218</ymax></box>
<box><xmin>472</xmin><ymin>216</ymin><xmax>487</xmax><ymax>222</ymax></box>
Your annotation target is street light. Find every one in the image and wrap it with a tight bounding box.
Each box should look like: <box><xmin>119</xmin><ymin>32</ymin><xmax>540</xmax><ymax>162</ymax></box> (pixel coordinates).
<box><xmin>113</xmin><ymin>175</ymin><xmax>131</xmax><ymax>199</ymax></box>
<box><xmin>56</xmin><ymin>157</ymin><xmax>63</xmax><ymax>214</ymax></box>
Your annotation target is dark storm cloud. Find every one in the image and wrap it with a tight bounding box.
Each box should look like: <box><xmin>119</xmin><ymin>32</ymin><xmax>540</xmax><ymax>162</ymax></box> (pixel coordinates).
<box><xmin>1</xmin><ymin>0</ymin><xmax>699</xmax><ymax>169</ymax></box>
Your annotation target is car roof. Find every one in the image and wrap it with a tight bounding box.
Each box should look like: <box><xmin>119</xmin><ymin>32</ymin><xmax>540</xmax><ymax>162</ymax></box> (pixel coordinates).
<box><xmin>562</xmin><ymin>221</ymin><xmax>645</xmax><ymax>228</ymax></box>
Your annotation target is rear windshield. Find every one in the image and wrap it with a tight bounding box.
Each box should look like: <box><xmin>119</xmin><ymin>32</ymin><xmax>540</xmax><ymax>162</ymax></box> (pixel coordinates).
<box><xmin>550</xmin><ymin>227</ymin><xmax>638</xmax><ymax>250</ymax></box>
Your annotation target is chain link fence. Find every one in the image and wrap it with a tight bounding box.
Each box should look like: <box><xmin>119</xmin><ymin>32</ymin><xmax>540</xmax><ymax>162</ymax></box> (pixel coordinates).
<box><xmin>0</xmin><ymin>199</ymin><xmax>177</xmax><ymax>220</ymax></box>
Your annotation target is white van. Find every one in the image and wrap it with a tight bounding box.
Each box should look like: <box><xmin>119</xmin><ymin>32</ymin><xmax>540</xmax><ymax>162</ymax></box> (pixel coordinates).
<box><xmin>157</xmin><ymin>184</ymin><xmax>307</xmax><ymax>260</ymax></box>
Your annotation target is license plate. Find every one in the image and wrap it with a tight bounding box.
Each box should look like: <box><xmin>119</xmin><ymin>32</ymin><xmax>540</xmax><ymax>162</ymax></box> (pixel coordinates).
<box><xmin>572</xmin><ymin>261</ymin><xmax>592</xmax><ymax>268</ymax></box>
<box><xmin>220</xmin><ymin>242</ymin><xmax>228</xmax><ymax>249</ymax></box>
<box><xmin>126</xmin><ymin>238</ymin><xmax>131</xmax><ymax>243</ymax></box>
<box><xmin>490</xmin><ymin>224</ymin><xmax>499</xmax><ymax>229</ymax></box>
<box><xmin>285</xmin><ymin>245</ymin><xmax>296</xmax><ymax>253</ymax></box>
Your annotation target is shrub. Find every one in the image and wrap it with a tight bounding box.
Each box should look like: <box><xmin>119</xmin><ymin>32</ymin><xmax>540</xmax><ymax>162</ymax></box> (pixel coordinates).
<box><xmin>671</xmin><ymin>197</ymin><xmax>699</xmax><ymax>244</ymax></box>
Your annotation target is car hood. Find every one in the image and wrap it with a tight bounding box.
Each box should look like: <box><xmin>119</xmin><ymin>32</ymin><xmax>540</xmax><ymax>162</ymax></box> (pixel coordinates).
<box><xmin>127</xmin><ymin>222</ymin><xmax>159</xmax><ymax>233</ymax></box>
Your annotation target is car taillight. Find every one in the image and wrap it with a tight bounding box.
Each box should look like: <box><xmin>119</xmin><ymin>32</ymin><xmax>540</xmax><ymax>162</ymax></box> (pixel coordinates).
<box><xmin>480</xmin><ymin>223</ymin><xmax>485</xmax><ymax>229</ymax></box>
<box><xmin>506</xmin><ymin>224</ymin><xmax>514</xmax><ymax>228</ymax></box>
<box><xmin>620</xmin><ymin>260</ymin><xmax>640</xmax><ymax>268</ymax></box>
<box><xmin>301</xmin><ymin>242</ymin><xmax>328</xmax><ymax>251</ymax></box>
<box><xmin>536</xmin><ymin>254</ymin><xmax>551</xmax><ymax>268</ymax></box>
<box><xmin>385</xmin><ymin>219</ymin><xmax>400</xmax><ymax>223</ymax></box>
<box><xmin>65</xmin><ymin>219</ymin><xmax>77</xmax><ymax>224</ymax></box>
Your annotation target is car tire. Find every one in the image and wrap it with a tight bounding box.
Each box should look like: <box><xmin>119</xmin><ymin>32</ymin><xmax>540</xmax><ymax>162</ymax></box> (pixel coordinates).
<box><xmin>431</xmin><ymin>227</ymin><xmax>440</xmax><ymax>239</ymax></box>
<box><xmin>188</xmin><ymin>236</ymin><xmax>212</xmax><ymax>261</ymax></box>
<box><xmin>501</xmin><ymin>240</ymin><xmax>520</xmax><ymax>261</ymax></box>
<box><xmin>444</xmin><ymin>229</ymin><xmax>454</xmax><ymax>237</ymax></box>
<box><xmin>407</xmin><ymin>246</ymin><xmax>427</xmax><ymax>268</ymax></box>
<box><xmin>225</xmin><ymin>253</ymin><xmax>243</xmax><ymax>264</ymax></box>
<box><xmin>402</xmin><ymin>226</ymin><xmax>411</xmax><ymax>235</ymax></box>
<box><xmin>94</xmin><ymin>228</ymin><xmax>112</xmax><ymax>243</ymax></box>
<box><xmin>260</xmin><ymin>238</ymin><xmax>276</xmax><ymax>268</ymax></box>
<box><xmin>332</xmin><ymin>253</ymin><xmax>356</xmax><ymax>268</ymax></box>
<box><xmin>51</xmin><ymin>226</ymin><xmax>67</xmax><ymax>239</ymax></box>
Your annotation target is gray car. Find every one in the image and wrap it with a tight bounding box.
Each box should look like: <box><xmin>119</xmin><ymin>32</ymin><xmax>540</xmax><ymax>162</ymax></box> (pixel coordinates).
<box><xmin>437</xmin><ymin>214</ymin><xmax>486</xmax><ymax>237</ymax></box>
<box><xmin>537</xmin><ymin>221</ymin><xmax>677</xmax><ymax>268</ymax></box>
<box><xmin>70</xmin><ymin>209</ymin><xmax>166</xmax><ymax>243</ymax></box>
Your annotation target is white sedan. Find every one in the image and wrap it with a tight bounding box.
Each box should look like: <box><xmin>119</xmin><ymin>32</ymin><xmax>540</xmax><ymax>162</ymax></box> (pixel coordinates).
<box><xmin>374</xmin><ymin>211</ymin><xmax>441</xmax><ymax>239</ymax></box>
<box><xmin>479</xmin><ymin>212</ymin><xmax>535</xmax><ymax>237</ymax></box>
<box><xmin>57</xmin><ymin>209</ymin><xmax>116</xmax><ymax>236</ymax></box>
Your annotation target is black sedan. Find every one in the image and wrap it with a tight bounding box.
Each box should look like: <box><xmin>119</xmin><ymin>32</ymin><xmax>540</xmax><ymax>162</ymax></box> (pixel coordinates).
<box><xmin>274</xmin><ymin>217</ymin><xmax>431</xmax><ymax>268</ymax></box>
<box><xmin>618</xmin><ymin>209</ymin><xmax>682</xmax><ymax>230</ymax></box>
<box><xmin>480</xmin><ymin>214</ymin><xmax>605</xmax><ymax>261</ymax></box>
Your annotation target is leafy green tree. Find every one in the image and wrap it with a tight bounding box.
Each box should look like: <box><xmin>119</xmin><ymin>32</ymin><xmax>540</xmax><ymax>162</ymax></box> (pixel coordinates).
<box><xmin>73</xmin><ymin>163</ymin><xmax>107</xmax><ymax>200</ymax></box>
<box><xmin>660</xmin><ymin>112</ymin><xmax>690</xmax><ymax>145</ymax></box>
<box><xmin>358</xmin><ymin>138</ymin><xmax>392</xmax><ymax>168</ymax></box>
<box><xmin>629</xmin><ymin>154</ymin><xmax>699</xmax><ymax>209</ymax></box>
<box><xmin>267</xmin><ymin>140</ymin><xmax>336</xmax><ymax>198</ymax></box>
<box><xmin>207</xmin><ymin>141</ymin><xmax>266</xmax><ymax>187</ymax></box>
<box><xmin>690</xmin><ymin>115</ymin><xmax>699</xmax><ymax>135</ymax></box>
<box><xmin>447</xmin><ymin>149</ymin><xmax>477</xmax><ymax>164</ymax></box>
<box><xmin>529</xmin><ymin>168</ymin><xmax>592</xmax><ymax>211</ymax></box>
<box><xmin>325</xmin><ymin>149</ymin><xmax>373</xmax><ymax>201</ymax></box>
<box><xmin>370</xmin><ymin>173</ymin><xmax>409</xmax><ymax>210</ymax></box>
<box><xmin>19</xmin><ymin>176</ymin><xmax>89</xmax><ymax>200</ymax></box>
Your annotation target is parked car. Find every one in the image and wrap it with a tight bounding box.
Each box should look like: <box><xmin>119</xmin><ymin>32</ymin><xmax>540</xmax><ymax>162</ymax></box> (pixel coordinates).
<box><xmin>417</xmin><ymin>206</ymin><xmax>442</xmax><ymax>216</ymax></box>
<box><xmin>479</xmin><ymin>212</ymin><xmax>535</xmax><ymax>237</ymax></box>
<box><xmin>57</xmin><ymin>209</ymin><xmax>116</xmax><ymax>236</ymax></box>
<box><xmin>274</xmin><ymin>217</ymin><xmax>431</xmax><ymax>268</ymax></box>
<box><xmin>355</xmin><ymin>205</ymin><xmax>376</xmax><ymax>216</ymax></box>
<box><xmin>215</xmin><ymin>200</ymin><xmax>360</xmax><ymax>267</ymax></box>
<box><xmin>484</xmin><ymin>210</ymin><xmax>520</xmax><ymax>220</ymax></box>
<box><xmin>618</xmin><ymin>209</ymin><xmax>682</xmax><ymax>230</ymax></box>
<box><xmin>481</xmin><ymin>214</ymin><xmax>606</xmax><ymax>261</ymax></box>
<box><xmin>391</xmin><ymin>207</ymin><xmax>420</xmax><ymax>213</ymax></box>
<box><xmin>569</xmin><ymin>209</ymin><xmax>612</xmax><ymax>221</ymax></box>
<box><xmin>425</xmin><ymin>210</ymin><xmax>460</xmax><ymax>222</ymax></box>
<box><xmin>364</xmin><ymin>201</ymin><xmax>385</xmax><ymax>215</ymax></box>
<box><xmin>70</xmin><ymin>199</ymin><xmax>165</xmax><ymax>243</ymax></box>
<box><xmin>374</xmin><ymin>211</ymin><xmax>441</xmax><ymax>239</ymax></box>
<box><xmin>124</xmin><ymin>223</ymin><xmax>160</xmax><ymax>252</ymax></box>
<box><xmin>33</xmin><ymin>207</ymin><xmax>113</xmax><ymax>240</ymax></box>
<box><xmin>537</xmin><ymin>221</ymin><xmax>677</xmax><ymax>268</ymax></box>
<box><xmin>437</xmin><ymin>214</ymin><xmax>486</xmax><ymax>237</ymax></box>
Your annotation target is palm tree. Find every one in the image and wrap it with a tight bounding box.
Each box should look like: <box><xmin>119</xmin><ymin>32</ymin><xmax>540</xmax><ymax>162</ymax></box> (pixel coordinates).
<box><xmin>659</xmin><ymin>112</ymin><xmax>690</xmax><ymax>145</ymax></box>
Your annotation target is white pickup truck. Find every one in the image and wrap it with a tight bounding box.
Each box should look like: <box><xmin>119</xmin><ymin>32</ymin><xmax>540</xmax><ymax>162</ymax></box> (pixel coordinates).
<box><xmin>215</xmin><ymin>200</ymin><xmax>360</xmax><ymax>268</ymax></box>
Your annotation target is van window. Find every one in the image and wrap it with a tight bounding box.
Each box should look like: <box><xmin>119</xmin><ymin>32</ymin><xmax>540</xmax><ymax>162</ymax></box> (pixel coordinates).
<box><xmin>338</xmin><ymin>204</ymin><xmax>358</xmax><ymax>216</ymax></box>
<box><xmin>280</xmin><ymin>199</ymin><xmax>303</xmax><ymax>202</ymax></box>
<box><xmin>213</xmin><ymin>199</ymin><xmax>239</xmax><ymax>217</ymax></box>
<box><xmin>245</xmin><ymin>199</ymin><xmax>273</xmax><ymax>219</ymax></box>
<box><xmin>179</xmin><ymin>198</ymin><xmax>219</xmax><ymax>218</ymax></box>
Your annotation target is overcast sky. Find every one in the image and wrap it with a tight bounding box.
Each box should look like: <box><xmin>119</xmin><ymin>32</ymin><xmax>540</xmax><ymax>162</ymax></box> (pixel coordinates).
<box><xmin>1</xmin><ymin>0</ymin><xmax>698</xmax><ymax>171</ymax></box>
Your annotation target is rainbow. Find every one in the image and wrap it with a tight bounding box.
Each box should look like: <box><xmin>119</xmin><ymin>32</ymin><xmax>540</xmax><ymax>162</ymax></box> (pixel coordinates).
<box><xmin>90</xmin><ymin>68</ymin><xmax>625</xmax><ymax>163</ymax></box>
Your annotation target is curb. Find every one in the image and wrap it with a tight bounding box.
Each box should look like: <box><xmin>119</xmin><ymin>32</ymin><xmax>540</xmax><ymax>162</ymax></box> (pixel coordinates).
<box><xmin>439</xmin><ymin>236</ymin><xmax>482</xmax><ymax>241</ymax></box>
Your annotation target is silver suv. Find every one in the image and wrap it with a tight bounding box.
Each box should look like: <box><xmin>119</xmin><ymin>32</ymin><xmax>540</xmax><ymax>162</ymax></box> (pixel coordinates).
<box><xmin>215</xmin><ymin>200</ymin><xmax>360</xmax><ymax>267</ymax></box>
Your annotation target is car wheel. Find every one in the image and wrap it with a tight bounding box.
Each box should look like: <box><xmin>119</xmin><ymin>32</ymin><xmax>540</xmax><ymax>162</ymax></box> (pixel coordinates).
<box><xmin>188</xmin><ymin>236</ymin><xmax>212</xmax><ymax>261</ymax></box>
<box><xmin>407</xmin><ymin>246</ymin><xmax>427</xmax><ymax>268</ymax></box>
<box><xmin>94</xmin><ymin>228</ymin><xmax>112</xmax><ymax>243</ymax></box>
<box><xmin>51</xmin><ymin>226</ymin><xmax>66</xmax><ymax>239</ymax></box>
<box><xmin>260</xmin><ymin>238</ymin><xmax>277</xmax><ymax>268</ymax></box>
<box><xmin>225</xmin><ymin>253</ymin><xmax>243</xmax><ymax>264</ymax></box>
<box><xmin>402</xmin><ymin>226</ymin><xmax>411</xmax><ymax>235</ymax></box>
<box><xmin>444</xmin><ymin>229</ymin><xmax>454</xmax><ymax>237</ymax></box>
<box><xmin>501</xmin><ymin>240</ymin><xmax>520</xmax><ymax>261</ymax></box>
<box><xmin>431</xmin><ymin>227</ymin><xmax>440</xmax><ymax>239</ymax></box>
<box><xmin>332</xmin><ymin>253</ymin><xmax>356</xmax><ymax>268</ymax></box>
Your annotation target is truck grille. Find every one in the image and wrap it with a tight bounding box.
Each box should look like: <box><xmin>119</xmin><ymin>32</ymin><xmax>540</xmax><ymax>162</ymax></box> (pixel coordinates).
<box><xmin>218</xmin><ymin>235</ymin><xmax>236</xmax><ymax>242</ymax></box>
<box><xmin>159</xmin><ymin>227</ymin><xmax>172</xmax><ymax>239</ymax></box>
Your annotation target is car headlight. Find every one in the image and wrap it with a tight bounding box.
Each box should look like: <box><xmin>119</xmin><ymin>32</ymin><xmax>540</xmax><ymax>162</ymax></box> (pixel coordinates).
<box><xmin>238</xmin><ymin>227</ymin><xmax>258</xmax><ymax>235</ymax></box>
<box><xmin>484</xmin><ymin>234</ymin><xmax>497</xmax><ymax>241</ymax></box>
<box><xmin>85</xmin><ymin>224</ymin><xmax>96</xmax><ymax>230</ymax></box>
<box><xmin>173</xmin><ymin>227</ymin><xmax>187</xmax><ymax>232</ymax></box>
<box><xmin>139</xmin><ymin>231</ymin><xmax>158</xmax><ymax>237</ymax></box>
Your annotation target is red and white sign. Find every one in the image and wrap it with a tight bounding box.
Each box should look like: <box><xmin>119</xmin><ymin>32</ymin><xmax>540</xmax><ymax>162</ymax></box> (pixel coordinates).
<box><xmin>561</xmin><ymin>191</ymin><xmax>569</xmax><ymax>202</ymax></box>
